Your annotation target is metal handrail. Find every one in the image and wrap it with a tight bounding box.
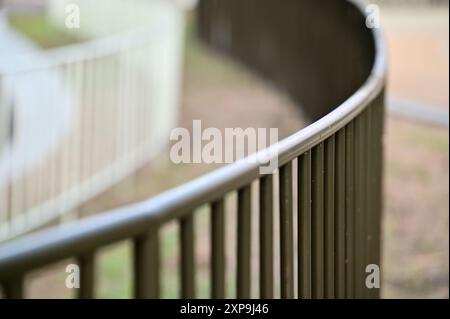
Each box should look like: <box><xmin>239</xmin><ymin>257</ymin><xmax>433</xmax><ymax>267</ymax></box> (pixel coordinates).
<box><xmin>0</xmin><ymin>0</ymin><xmax>387</xmax><ymax>299</ymax></box>
<box><xmin>0</xmin><ymin>44</ymin><xmax>385</xmax><ymax>273</ymax></box>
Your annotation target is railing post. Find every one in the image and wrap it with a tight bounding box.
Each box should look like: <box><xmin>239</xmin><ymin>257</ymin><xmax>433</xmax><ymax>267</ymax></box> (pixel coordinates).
<box><xmin>324</xmin><ymin>136</ymin><xmax>336</xmax><ymax>299</ymax></box>
<box><xmin>77</xmin><ymin>252</ymin><xmax>95</xmax><ymax>299</ymax></box>
<box><xmin>345</xmin><ymin>122</ymin><xmax>355</xmax><ymax>298</ymax></box>
<box><xmin>134</xmin><ymin>229</ymin><xmax>160</xmax><ymax>299</ymax></box>
<box><xmin>180</xmin><ymin>214</ymin><xmax>196</xmax><ymax>299</ymax></box>
<box><xmin>311</xmin><ymin>143</ymin><xmax>325</xmax><ymax>299</ymax></box>
<box><xmin>335</xmin><ymin>128</ymin><xmax>346</xmax><ymax>298</ymax></box>
<box><xmin>211</xmin><ymin>199</ymin><xmax>226</xmax><ymax>299</ymax></box>
<box><xmin>260</xmin><ymin>175</ymin><xmax>274</xmax><ymax>299</ymax></box>
<box><xmin>2</xmin><ymin>277</ymin><xmax>24</xmax><ymax>299</ymax></box>
<box><xmin>280</xmin><ymin>162</ymin><xmax>294</xmax><ymax>299</ymax></box>
<box><xmin>298</xmin><ymin>151</ymin><xmax>312</xmax><ymax>299</ymax></box>
<box><xmin>237</xmin><ymin>185</ymin><xmax>251</xmax><ymax>299</ymax></box>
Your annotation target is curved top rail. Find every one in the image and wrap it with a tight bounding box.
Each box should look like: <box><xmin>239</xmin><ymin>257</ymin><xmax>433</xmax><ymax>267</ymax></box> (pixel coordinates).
<box><xmin>0</xmin><ymin>0</ymin><xmax>386</xmax><ymax>278</ymax></box>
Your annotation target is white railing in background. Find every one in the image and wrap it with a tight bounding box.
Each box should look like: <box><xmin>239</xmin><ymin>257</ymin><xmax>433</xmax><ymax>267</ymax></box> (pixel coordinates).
<box><xmin>0</xmin><ymin>0</ymin><xmax>185</xmax><ymax>241</ymax></box>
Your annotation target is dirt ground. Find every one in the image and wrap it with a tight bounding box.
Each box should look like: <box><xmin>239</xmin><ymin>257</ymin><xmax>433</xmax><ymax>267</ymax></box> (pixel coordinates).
<box><xmin>381</xmin><ymin>4</ymin><xmax>449</xmax><ymax>108</ymax></box>
<box><xmin>379</xmin><ymin>4</ymin><xmax>449</xmax><ymax>298</ymax></box>
<box><xmin>383</xmin><ymin>117</ymin><xmax>448</xmax><ymax>298</ymax></box>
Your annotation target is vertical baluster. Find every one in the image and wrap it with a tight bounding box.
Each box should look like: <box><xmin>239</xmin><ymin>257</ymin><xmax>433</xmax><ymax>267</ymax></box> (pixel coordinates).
<box><xmin>324</xmin><ymin>136</ymin><xmax>335</xmax><ymax>298</ymax></box>
<box><xmin>311</xmin><ymin>143</ymin><xmax>324</xmax><ymax>299</ymax></box>
<box><xmin>134</xmin><ymin>229</ymin><xmax>160</xmax><ymax>299</ymax></box>
<box><xmin>3</xmin><ymin>277</ymin><xmax>24</xmax><ymax>299</ymax></box>
<box><xmin>260</xmin><ymin>174</ymin><xmax>274</xmax><ymax>298</ymax></box>
<box><xmin>77</xmin><ymin>252</ymin><xmax>95</xmax><ymax>299</ymax></box>
<box><xmin>73</xmin><ymin>61</ymin><xmax>83</xmax><ymax>217</ymax></box>
<box><xmin>86</xmin><ymin>60</ymin><xmax>95</xmax><ymax>193</ymax></box>
<box><xmin>127</xmin><ymin>49</ymin><xmax>137</xmax><ymax>166</ymax></box>
<box><xmin>371</xmin><ymin>95</ymin><xmax>385</xmax><ymax>299</ymax></box>
<box><xmin>109</xmin><ymin>55</ymin><xmax>118</xmax><ymax>175</ymax></box>
<box><xmin>79</xmin><ymin>60</ymin><xmax>88</xmax><ymax>197</ymax></box>
<box><xmin>335</xmin><ymin>128</ymin><xmax>346</xmax><ymax>298</ymax></box>
<box><xmin>298</xmin><ymin>151</ymin><xmax>311</xmax><ymax>299</ymax></box>
<box><xmin>362</xmin><ymin>110</ymin><xmax>369</xmax><ymax>299</ymax></box>
<box><xmin>112</xmin><ymin>55</ymin><xmax>121</xmax><ymax>173</ymax></box>
<box><xmin>211</xmin><ymin>199</ymin><xmax>225</xmax><ymax>299</ymax></box>
<box><xmin>91</xmin><ymin>57</ymin><xmax>100</xmax><ymax>183</ymax></box>
<box><xmin>180</xmin><ymin>215</ymin><xmax>196</xmax><ymax>299</ymax></box>
<box><xmin>120</xmin><ymin>52</ymin><xmax>130</xmax><ymax>174</ymax></box>
<box><xmin>345</xmin><ymin>122</ymin><xmax>355</xmax><ymax>298</ymax></box>
<box><xmin>237</xmin><ymin>185</ymin><xmax>251</xmax><ymax>298</ymax></box>
<box><xmin>1</xmin><ymin>75</ymin><xmax>13</xmax><ymax>238</ymax></box>
<box><xmin>115</xmin><ymin>52</ymin><xmax>124</xmax><ymax>173</ymax></box>
<box><xmin>354</xmin><ymin>114</ymin><xmax>365</xmax><ymax>298</ymax></box>
<box><xmin>279</xmin><ymin>162</ymin><xmax>294</xmax><ymax>299</ymax></box>
<box><xmin>58</xmin><ymin>64</ymin><xmax>70</xmax><ymax>220</ymax></box>
<box><xmin>366</xmin><ymin>105</ymin><xmax>373</xmax><ymax>299</ymax></box>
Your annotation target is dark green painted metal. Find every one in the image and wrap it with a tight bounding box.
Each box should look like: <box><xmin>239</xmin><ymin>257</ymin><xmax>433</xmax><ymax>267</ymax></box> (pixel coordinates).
<box><xmin>237</xmin><ymin>185</ymin><xmax>251</xmax><ymax>298</ymax></box>
<box><xmin>335</xmin><ymin>128</ymin><xmax>346</xmax><ymax>298</ymax></box>
<box><xmin>3</xmin><ymin>277</ymin><xmax>24</xmax><ymax>299</ymax></box>
<box><xmin>0</xmin><ymin>0</ymin><xmax>385</xmax><ymax>300</ymax></box>
<box><xmin>354</xmin><ymin>113</ymin><xmax>366</xmax><ymax>298</ymax></box>
<box><xmin>361</xmin><ymin>110</ymin><xmax>369</xmax><ymax>299</ymax></box>
<box><xmin>366</xmin><ymin>106</ymin><xmax>374</xmax><ymax>299</ymax></box>
<box><xmin>371</xmin><ymin>93</ymin><xmax>385</xmax><ymax>299</ymax></box>
<box><xmin>376</xmin><ymin>96</ymin><xmax>385</xmax><ymax>299</ymax></box>
<box><xmin>280</xmin><ymin>162</ymin><xmax>294</xmax><ymax>299</ymax></box>
<box><xmin>298</xmin><ymin>152</ymin><xmax>312</xmax><ymax>299</ymax></box>
<box><xmin>260</xmin><ymin>175</ymin><xmax>274</xmax><ymax>298</ymax></box>
<box><xmin>77</xmin><ymin>252</ymin><xmax>95</xmax><ymax>299</ymax></box>
<box><xmin>311</xmin><ymin>143</ymin><xmax>324</xmax><ymax>299</ymax></box>
<box><xmin>354</xmin><ymin>116</ymin><xmax>362</xmax><ymax>298</ymax></box>
<box><xmin>345</xmin><ymin>122</ymin><xmax>355</xmax><ymax>298</ymax></box>
<box><xmin>324</xmin><ymin>136</ymin><xmax>335</xmax><ymax>299</ymax></box>
<box><xmin>134</xmin><ymin>230</ymin><xmax>160</xmax><ymax>299</ymax></box>
<box><xmin>211</xmin><ymin>199</ymin><xmax>225</xmax><ymax>299</ymax></box>
<box><xmin>180</xmin><ymin>215</ymin><xmax>196</xmax><ymax>299</ymax></box>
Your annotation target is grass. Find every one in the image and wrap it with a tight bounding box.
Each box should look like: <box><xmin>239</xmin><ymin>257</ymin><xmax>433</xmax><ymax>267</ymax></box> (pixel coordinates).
<box><xmin>8</xmin><ymin>14</ymin><xmax>82</xmax><ymax>49</ymax></box>
<box><xmin>92</xmin><ymin>224</ymin><xmax>190</xmax><ymax>299</ymax></box>
<box><xmin>96</xmin><ymin>242</ymin><xmax>133</xmax><ymax>299</ymax></box>
<box><xmin>89</xmin><ymin>206</ymin><xmax>236</xmax><ymax>299</ymax></box>
<box><xmin>406</xmin><ymin>125</ymin><xmax>449</xmax><ymax>155</ymax></box>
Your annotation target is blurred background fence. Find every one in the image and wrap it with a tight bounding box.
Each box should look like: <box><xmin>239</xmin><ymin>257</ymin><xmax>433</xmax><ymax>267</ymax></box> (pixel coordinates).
<box><xmin>0</xmin><ymin>0</ymin><xmax>185</xmax><ymax>241</ymax></box>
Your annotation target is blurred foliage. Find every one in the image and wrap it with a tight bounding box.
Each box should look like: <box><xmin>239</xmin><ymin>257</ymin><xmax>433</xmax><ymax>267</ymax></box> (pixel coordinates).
<box><xmin>8</xmin><ymin>14</ymin><xmax>82</xmax><ymax>49</ymax></box>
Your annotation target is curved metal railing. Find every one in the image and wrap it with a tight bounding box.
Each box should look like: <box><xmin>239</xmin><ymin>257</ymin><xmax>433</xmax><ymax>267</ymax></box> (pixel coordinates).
<box><xmin>0</xmin><ymin>0</ymin><xmax>185</xmax><ymax>241</ymax></box>
<box><xmin>0</xmin><ymin>0</ymin><xmax>386</xmax><ymax>299</ymax></box>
